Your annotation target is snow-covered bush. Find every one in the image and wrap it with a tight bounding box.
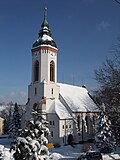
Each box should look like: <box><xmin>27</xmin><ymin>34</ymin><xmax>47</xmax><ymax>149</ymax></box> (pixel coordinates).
<box><xmin>0</xmin><ymin>145</ymin><xmax>4</xmax><ymax>159</ymax></box>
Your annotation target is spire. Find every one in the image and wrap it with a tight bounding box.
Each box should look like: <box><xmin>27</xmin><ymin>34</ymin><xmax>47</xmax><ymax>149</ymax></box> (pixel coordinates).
<box><xmin>44</xmin><ymin>7</ymin><xmax>47</xmax><ymax>21</ymax></box>
<box><xmin>40</xmin><ymin>7</ymin><xmax>51</xmax><ymax>37</ymax></box>
<box><xmin>41</xmin><ymin>7</ymin><xmax>49</xmax><ymax>29</ymax></box>
<box><xmin>32</xmin><ymin>7</ymin><xmax>57</xmax><ymax>48</ymax></box>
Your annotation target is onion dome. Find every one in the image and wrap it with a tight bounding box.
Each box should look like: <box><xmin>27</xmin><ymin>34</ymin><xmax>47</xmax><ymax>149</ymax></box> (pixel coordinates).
<box><xmin>33</xmin><ymin>7</ymin><xmax>57</xmax><ymax>48</ymax></box>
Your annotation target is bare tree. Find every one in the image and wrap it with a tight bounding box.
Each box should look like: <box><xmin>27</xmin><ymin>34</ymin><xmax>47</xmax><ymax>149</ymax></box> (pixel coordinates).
<box><xmin>94</xmin><ymin>38</ymin><xmax>120</xmax><ymax>144</ymax></box>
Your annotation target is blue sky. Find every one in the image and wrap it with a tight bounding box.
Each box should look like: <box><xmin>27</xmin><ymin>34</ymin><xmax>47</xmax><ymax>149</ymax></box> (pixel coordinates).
<box><xmin>0</xmin><ymin>0</ymin><xmax>120</xmax><ymax>104</ymax></box>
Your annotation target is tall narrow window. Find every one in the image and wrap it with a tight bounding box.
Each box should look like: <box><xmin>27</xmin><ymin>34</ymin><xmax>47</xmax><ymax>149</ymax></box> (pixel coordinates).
<box><xmin>35</xmin><ymin>87</ymin><xmax>37</xmax><ymax>96</ymax></box>
<box><xmin>51</xmin><ymin>131</ymin><xmax>53</xmax><ymax>137</ymax></box>
<box><xmin>63</xmin><ymin>137</ymin><xmax>64</xmax><ymax>143</ymax></box>
<box><xmin>51</xmin><ymin>88</ymin><xmax>53</xmax><ymax>94</ymax></box>
<box><xmin>77</xmin><ymin>115</ymin><xmax>80</xmax><ymax>130</ymax></box>
<box><xmin>50</xmin><ymin>61</ymin><xmax>55</xmax><ymax>82</ymax></box>
<box><xmin>34</xmin><ymin>60</ymin><xmax>39</xmax><ymax>82</ymax></box>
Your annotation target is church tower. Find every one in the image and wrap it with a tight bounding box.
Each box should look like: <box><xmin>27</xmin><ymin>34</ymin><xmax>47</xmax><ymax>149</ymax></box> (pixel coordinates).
<box><xmin>26</xmin><ymin>8</ymin><xmax>60</xmax><ymax>120</ymax></box>
<box><xmin>32</xmin><ymin>7</ymin><xmax>58</xmax><ymax>83</ymax></box>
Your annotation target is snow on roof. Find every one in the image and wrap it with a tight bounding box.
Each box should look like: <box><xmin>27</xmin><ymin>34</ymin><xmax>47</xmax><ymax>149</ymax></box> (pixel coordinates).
<box><xmin>58</xmin><ymin>83</ymin><xmax>99</xmax><ymax>112</ymax></box>
<box><xmin>43</xmin><ymin>26</ymin><xmax>48</xmax><ymax>29</ymax></box>
<box><xmin>47</xmin><ymin>99</ymin><xmax>72</xmax><ymax>119</ymax></box>
<box><xmin>35</xmin><ymin>34</ymin><xmax>53</xmax><ymax>45</ymax></box>
<box><xmin>41</xmin><ymin>79</ymin><xmax>47</xmax><ymax>84</ymax></box>
<box><xmin>41</xmin><ymin>34</ymin><xmax>53</xmax><ymax>41</ymax></box>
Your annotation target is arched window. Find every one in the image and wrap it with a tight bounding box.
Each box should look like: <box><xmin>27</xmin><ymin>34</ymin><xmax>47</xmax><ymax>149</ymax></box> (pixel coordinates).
<box><xmin>50</xmin><ymin>60</ymin><xmax>55</xmax><ymax>82</ymax></box>
<box><xmin>77</xmin><ymin>115</ymin><xmax>80</xmax><ymax>130</ymax></box>
<box><xmin>34</xmin><ymin>60</ymin><xmax>39</xmax><ymax>82</ymax></box>
<box><xmin>85</xmin><ymin>113</ymin><xmax>93</xmax><ymax>134</ymax></box>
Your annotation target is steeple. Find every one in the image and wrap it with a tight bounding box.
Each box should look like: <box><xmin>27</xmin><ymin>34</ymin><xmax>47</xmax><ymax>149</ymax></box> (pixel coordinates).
<box><xmin>40</xmin><ymin>7</ymin><xmax>51</xmax><ymax>37</ymax></box>
<box><xmin>41</xmin><ymin>7</ymin><xmax>49</xmax><ymax>29</ymax></box>
<box><xmin>32</xmin><ymin>7</ymin><xmax>57</xmax><ymax>48</ymax></box>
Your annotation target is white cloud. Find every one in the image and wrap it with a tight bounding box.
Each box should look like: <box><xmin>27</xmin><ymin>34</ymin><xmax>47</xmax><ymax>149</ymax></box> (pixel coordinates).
<box><xmin>0</xmin><ymin>91</ymin><xmax>27</xmax><ymax>105</ymax></box>
<box><xmin>97</xmin><ymin>20</ymin><xmax>110</xmax><ymax>31</ymax></box>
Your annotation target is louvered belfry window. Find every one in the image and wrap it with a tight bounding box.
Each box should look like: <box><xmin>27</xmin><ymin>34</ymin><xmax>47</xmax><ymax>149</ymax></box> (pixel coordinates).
<box><xmin>34</xmin><ymin>60</ymin><xmax>39</xmax><ymax>82</ymax></box>
<box><xmin>50</xmin><ymin>60</ymin><xmax>55</xmax><ymax>82</ymax></box>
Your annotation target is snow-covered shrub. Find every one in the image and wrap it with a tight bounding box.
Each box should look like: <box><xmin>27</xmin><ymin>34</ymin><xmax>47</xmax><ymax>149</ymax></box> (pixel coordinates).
<box><xmin>0</xmin><ymin>145</ymin><xmax>4</xmax><ymax>159</ymax></box>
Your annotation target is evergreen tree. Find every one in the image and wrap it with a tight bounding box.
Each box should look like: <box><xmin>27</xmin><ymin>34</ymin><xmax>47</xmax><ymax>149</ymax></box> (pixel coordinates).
<box><xmin>95</xmin><ymin>111</ymin><xmax>115</xmax><ymax>153</ymax></box>
<box><xmin>9</xmin><ymin>103</ymin><xmax>21</xmax><ymax>137</ymax></box>
<box><xmin>11</xmin><ymin>103</ymin><xmax>50</xmax><ymax>160</ymax></box>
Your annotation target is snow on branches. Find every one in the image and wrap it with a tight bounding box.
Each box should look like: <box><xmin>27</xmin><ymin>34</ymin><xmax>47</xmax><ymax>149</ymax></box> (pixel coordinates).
<box><xmin>95</xmin><ymin>111</ymin><xmax>115</xmax><ymax>153</ymax></box>
<box><xmin>10</xmin><ymin>104</ymin><xmax>50</xmax><ymax>160</ymax></box>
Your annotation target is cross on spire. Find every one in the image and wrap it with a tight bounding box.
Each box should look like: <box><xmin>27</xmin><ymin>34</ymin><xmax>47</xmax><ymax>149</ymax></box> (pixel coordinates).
<box><xmin>44</xmin><ymin>7</ymin><xmax>47</xmax><ymax>20</ymax></box>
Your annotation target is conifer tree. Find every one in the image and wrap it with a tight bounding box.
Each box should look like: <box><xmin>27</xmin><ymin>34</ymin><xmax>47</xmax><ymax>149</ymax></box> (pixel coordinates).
<box><xmin>95</xmin><ymin>112</ymin><xmax>115</xmax><ymax>153</ymax></box>
<box><xmin>11</xmin><ymin>103</ymin><xmax>50</xmax><ymax>160</ymax></box>
<box><xmin>9</xmin><ymin>103</ymin><xmax>21</xmax><ymax>137</ymax></box>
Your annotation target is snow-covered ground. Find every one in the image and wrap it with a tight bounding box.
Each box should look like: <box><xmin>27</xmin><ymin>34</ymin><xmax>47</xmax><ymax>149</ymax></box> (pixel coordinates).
<box><xmin>0</xmin><ymin>136</ymin><xmax>120</xmax><ymax>160</ymax></box>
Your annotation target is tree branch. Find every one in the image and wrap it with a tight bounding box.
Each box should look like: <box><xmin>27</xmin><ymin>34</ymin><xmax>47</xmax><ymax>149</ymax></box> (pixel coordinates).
<box><xmin>114</xmin><ymin>0</ymin><xmax>120</xmax><ymax>5</ymax></box>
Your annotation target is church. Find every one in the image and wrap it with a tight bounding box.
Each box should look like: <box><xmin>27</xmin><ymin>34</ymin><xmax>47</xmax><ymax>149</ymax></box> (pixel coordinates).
<box><xmin>25</xmin><ymin>8</ymin><xmax>99</xmax><ymax>146</ymax></box>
